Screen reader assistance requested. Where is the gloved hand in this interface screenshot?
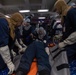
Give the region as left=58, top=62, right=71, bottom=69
left=22, top=44, right=26, bottom=47
left=18, top=45, right=23, bottom=53
left=11, top=49, right=16, bottom=57
left=15, top=39, right=23, bottom=51
left=19, top=39, right=27, bottom=52
left=22, top=45, right=27, bottom=52
left=7, top=62, right=15, bottom=74
left=19, top=45, right=27, bottom=54
left=0, top=45, right=15, bottom=74
left=45, top=47, right=50, bottom=55
left=20, top=39, right=24, bottom=45
left=58, top=42, right=66, bottom=49
left=15, top=39, right=25, bottom=54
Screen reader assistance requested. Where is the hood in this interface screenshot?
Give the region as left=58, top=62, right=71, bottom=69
left=54, top=0, right=71, bottom=16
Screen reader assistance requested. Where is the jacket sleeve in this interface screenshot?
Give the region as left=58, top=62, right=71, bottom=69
left=0, top=18, right=15, bottom=74
left=0, top=45, right=15, bottom=74
left=59, top=31, right=76, bottom=48
left=0, top=18, right=9, bottom=47
left=63, top=8, right=76, bottom=39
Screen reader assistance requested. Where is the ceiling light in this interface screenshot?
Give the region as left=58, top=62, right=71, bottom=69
left=38, top=17, right=46, bottom=19
left=19, top=10, right=30, bottom=13
left=38, top=9, right=49, bottom=12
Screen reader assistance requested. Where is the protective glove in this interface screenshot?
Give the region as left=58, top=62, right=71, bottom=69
left=15, top=39, right=23, bottom=53
left=7, top=62, right=15, bottom=74
left=58, top=42, right=67, bottom=49
left=19, top=39, right=25, bottom=45
left=45, top=47, right=50, bottom=55
left=19, top=39, right=27, bottom=52
left=11, top=49, right=16, bottom=57
left=18, top=45, right=23, bottom=53
left=22, top=45, right=27, bottom=52
left=22, top=44, right=26, bottom=47
left=19, top=45, right=27, bottom=54
left=0, top=45, right=15, bottom=74
left=15, top=39, right=22, bottom=48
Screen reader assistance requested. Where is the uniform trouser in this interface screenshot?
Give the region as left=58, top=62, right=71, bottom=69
left=17, top=41, right=51, bottom=74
